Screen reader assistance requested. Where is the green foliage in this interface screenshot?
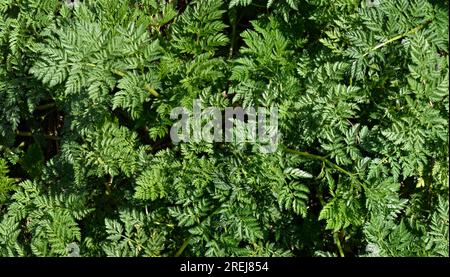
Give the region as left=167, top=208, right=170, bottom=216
left=103, top=210, right=167, bottom=256
left=0, top=158, right=16, bottom=205
left=0, top=0, right=448, bottom=257
left=0, top=180, right=91, bottom=256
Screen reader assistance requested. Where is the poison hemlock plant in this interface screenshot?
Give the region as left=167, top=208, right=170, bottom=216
left=0, top=0, right=448, bottom=257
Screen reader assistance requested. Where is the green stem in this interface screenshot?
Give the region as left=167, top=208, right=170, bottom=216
left=174, top=234, right=193, bottom=257
left=144, top=84, right=160, bottom=97
left=85, top=63, right=97, bottom=67
left=111, top=68, right=127, bottom=77
left=283, top=147, right=353, bottom=177
left=362, top=21, right=430, bottom=57
left=174, top=205, right=222, bottom=257
left=250, top=3, right=267, bottom=8
left=85, top=63, right=160, bottom=97
left=283, top=146, right=369, bottom=191
left=228, top=10, right=240, bottom=59
left=35, top=103, right=56, bottom=111
left=105, top=175, right=113, bottom=196
left=15, top=131, right=59, bottom=141
left=334, top=232, right=345, bottom=257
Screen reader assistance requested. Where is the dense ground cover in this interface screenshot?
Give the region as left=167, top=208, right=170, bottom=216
left=0, top=0, right=448, bottom=257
